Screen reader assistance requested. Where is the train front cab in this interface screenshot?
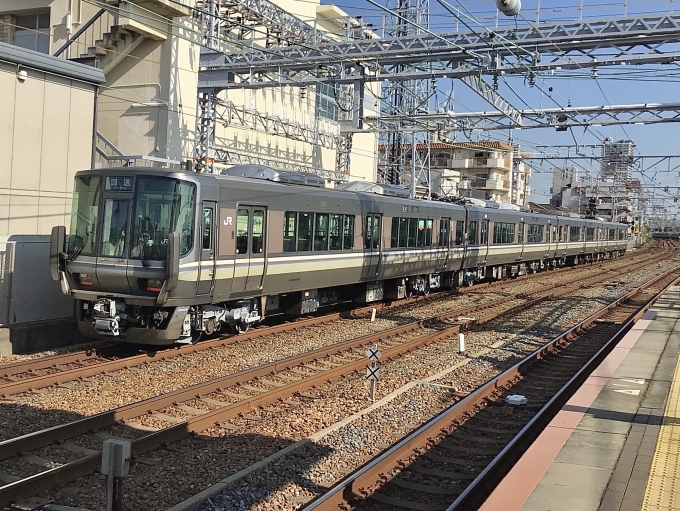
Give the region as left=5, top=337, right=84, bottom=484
left=50, top=168, right=215, bottom=344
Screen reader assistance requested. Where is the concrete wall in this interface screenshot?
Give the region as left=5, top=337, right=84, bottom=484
left=0, top=59, right=96, bottom=239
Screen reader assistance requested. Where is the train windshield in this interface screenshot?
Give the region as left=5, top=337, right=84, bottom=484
left=68, top=176, right=102, bottom=258
left=131, top=177, right=196, bottom=260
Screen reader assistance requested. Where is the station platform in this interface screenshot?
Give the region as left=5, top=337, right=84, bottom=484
left=480, top=285, right=680, bottom=511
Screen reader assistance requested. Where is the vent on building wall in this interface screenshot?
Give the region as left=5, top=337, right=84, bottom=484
left=220, top=164, right=325, bottom=187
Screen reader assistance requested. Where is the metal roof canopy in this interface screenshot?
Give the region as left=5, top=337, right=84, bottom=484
left=0, top=41, right=105, bottom=85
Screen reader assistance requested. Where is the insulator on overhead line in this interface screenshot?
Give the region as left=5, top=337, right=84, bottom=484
left=497, top=0, right=521, bottom=16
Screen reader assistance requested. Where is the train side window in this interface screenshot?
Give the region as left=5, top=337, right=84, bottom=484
left=364, top=214, right=380, bottom=250
left=283, top=212, right=297, bottom=252
left=202, top=208, right=212, bottom=250
left=314, top=213, right=329, bottom=251
left=518, top=222, right=525, bottom=244
left=390, top=218, right=399, bottom=248
left=467, top=221, right=478, bottom=245
left=417, top=219, right=426, bottom=247
left=236, top=209, right=249, bottom=254
left=439, top=218, right=449, bottom=247
left=364, top=216, right=373, bottom=249
left=252, top=210, right=264, bottom=253
left=454, top=221, right=463, bottom=245
left=528, top=224, right=543, bottom=243
left=329, top=214, right=342, bottom=250
left=480, top=219, right=489, bottom=245
left=298, top=213, right=313, bottom=251
left=399, top=218, right=409, bottom=248
left=425, top=219, right=433, bottom=246
left=586, top=227, right=595, bottom=241
left=343, top=215, right=354, bottom=249
left=552, top=226, right=558, bottom=243
left=569, top=226, right=579, bottom=242
left=371, top=215, right=381, bottom=249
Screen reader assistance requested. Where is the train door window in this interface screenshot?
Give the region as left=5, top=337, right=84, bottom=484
left=343, top=215, right=354, bottom=249
left=569, top=226, right=579, bottom=242
left=518, top=222, right=525, bottom=244
left=364, top=214, right=381, bottom=250
left=252, top=210, right=264, bottom=253
left=314, top=213, right=329, bottom=251
left=202, top=208, right=212, bottom=250
left=439, top=218, right=450, bottom=247
left=101, top=199, right=128, bottom=258
left=407, top=218, right=417, bottom=247
left=417, top=219, right=426, bottom=247
left=298, top=213, right=313, bottom=251
left=586, top=227, right=595, bottom=241
left=480, top=219, right=489, bottom=245
left=455, top=221, right=464, bottom=245
left=236, top=209, right=249, bottom=254
left=467, top=221, right=478, bottom=245
left=283, top=212, right=297, bottom=252
left=425, top=219, right=433, bottom=246
left=558, top=226, right=563, bottom=242
left=329, top=214, right=342, bottom=250
left=552, top=226, right=558, bottom=243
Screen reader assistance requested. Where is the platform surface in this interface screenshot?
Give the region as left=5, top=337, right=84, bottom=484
left=480, top=285, right=680, bottom=511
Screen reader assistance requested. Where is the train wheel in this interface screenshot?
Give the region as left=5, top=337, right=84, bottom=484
left=234, top=321, right=250, bottom=334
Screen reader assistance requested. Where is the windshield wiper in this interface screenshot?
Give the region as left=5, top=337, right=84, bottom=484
left=68, top=233, right=90, bottom=261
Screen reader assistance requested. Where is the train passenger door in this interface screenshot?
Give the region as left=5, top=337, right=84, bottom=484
left=516, top=222, right=525, bottom=260
left=197, top=201, right=217, bottom=296
left=436, top=217, right=450, bottom=271
left=232, top=206, right=267, bottom=293
left=480, top=219, right=490, bottom=264
left=363, top=214, right=382, bottom=277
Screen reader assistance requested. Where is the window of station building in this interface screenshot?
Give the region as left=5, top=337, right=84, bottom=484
left=569, top=226, right=580, bottom=242
left=13, top=13, right=50, bottom=54
left=493, top=222, right=515, bottom=244
left=467, top=221, right=478, bottom=245
left=284, top=212, right=355, bottom=252
left=528, top=224, right=543, bottom=243
left=390, top=217, right=434, bottom=248
left=480, top=219, right=489, bottom=245
left=518, top=222, right=525, bottom=244
left=315, top=83, right=339, bottom=122
left=586, top=227, right=595, bottom=242
left=455, top=221, right=464, bottom=245
left=608, top=228, right=617, bottom=241
left=439, top=218, right=450, bottom=247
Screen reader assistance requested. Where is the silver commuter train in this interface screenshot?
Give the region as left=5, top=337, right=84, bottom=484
left=50, top=166, right=629, bottom=345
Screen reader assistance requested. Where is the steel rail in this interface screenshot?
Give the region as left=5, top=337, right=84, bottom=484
left=301, top=267, right=679, bottom=511
left=0, top=251, right=650, bottom=396
left=0, top=258, right=660, bottom=506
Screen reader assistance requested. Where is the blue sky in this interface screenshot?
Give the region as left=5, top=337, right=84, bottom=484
left=322, top=0, right=680, bottom=216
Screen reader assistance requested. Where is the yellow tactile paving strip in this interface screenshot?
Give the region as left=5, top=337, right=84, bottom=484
left=642, top=352, right=680, bottom=511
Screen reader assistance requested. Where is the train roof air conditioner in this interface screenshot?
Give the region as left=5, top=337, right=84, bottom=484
left=221, top=164, right=326, bottom=187
left=336, top=181, right=411, bottom=198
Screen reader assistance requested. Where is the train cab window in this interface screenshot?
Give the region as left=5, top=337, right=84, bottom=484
left=202, top=208, right=212, bottom=250
left=329, top=214, right=342, bottom=250
left=252, top=210, right=264, bottom=253
left=467, top=221, right=478, bottom=245
left=101, top=199, right=128, bottom=258
left=586, top=227, right=595, bottom=242
left=298, top=213, right=313, bottom=251
left=439, top=219, right=450, bottom=247
left=364, top=214, right=381, bottom=250
left=480, top=220, right=489, bottom=245
left=343, top=215, right=355, bottom=249
left=314, top=213, right=329, bottom=251
left=236, top=209, right=249, bottom=254
left=455, top=221, right=464, bottom=246
left=518, top=222, right=525, bottom=244
left=283, top=212, right=297, bottom=252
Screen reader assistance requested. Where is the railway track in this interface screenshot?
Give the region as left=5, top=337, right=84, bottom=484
left=302, top=268, right=678, bottom=511
left=0, top=249, right=660, bottom=397
left=0, top=251, right=672, bottom=507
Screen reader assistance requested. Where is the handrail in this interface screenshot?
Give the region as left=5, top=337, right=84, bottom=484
left=53, top=8, right=106, bottom=58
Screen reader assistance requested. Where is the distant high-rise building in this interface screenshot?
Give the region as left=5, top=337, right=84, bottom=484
left=601, top=138, right=635, bottom=181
